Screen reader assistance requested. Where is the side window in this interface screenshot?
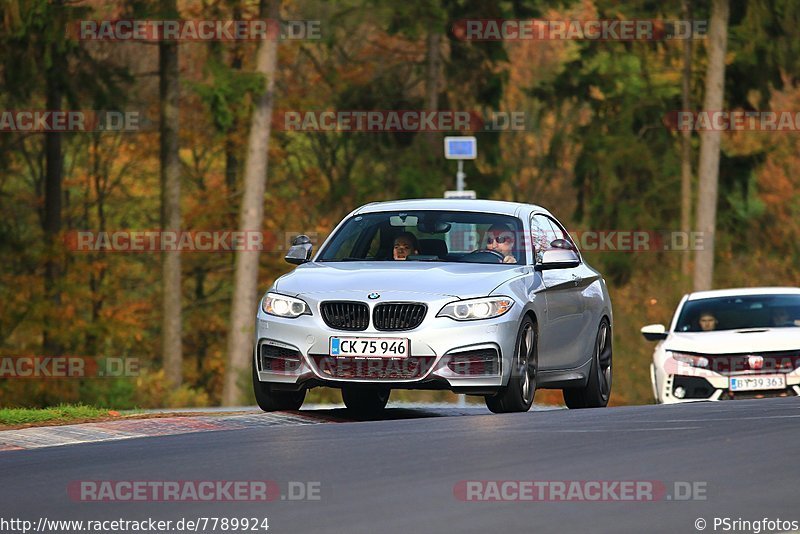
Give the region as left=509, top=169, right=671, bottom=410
left=531, top=214, right=577, bottom=263
left=330, top=232, right=360, bottom=260
left=545, top=216, right=578, bottom=251
left=530, top=215, right=552, bottom=263
left=542, top=216, right=567, bottom=242
left=334, top=223, right=381, bottom=260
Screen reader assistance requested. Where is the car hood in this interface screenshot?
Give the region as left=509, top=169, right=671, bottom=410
left=274, top=261, right=525, bottom=299
left=665, top=328, right=800, bottom=354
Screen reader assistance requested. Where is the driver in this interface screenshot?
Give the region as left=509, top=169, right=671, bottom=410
left=771, top=307, right=794, bottom=327
left=484, top=224, right=517, bottom=264
left=698, top=311, right=718, bottom=331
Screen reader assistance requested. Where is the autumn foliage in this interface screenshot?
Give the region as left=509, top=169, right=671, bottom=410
left=1, top=0, right=799, bottom=408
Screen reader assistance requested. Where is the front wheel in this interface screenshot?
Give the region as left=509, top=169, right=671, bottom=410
left=485, top=316, right=537, bottom=413
left=341, top=386, right=390, bottom=416
left=563, top=319, right=612, bottom=409
left=253, top=360, right=306, bottom=412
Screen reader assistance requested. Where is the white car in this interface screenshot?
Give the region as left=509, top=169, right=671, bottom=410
left=642, top=287, right=800, bottom=404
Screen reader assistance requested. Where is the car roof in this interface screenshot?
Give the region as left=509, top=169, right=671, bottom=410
left=354, top=198, right=547, bottom=217
left=686, top=287, right=800, bottom=301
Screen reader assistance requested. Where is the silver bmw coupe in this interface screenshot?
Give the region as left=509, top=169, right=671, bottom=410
left=253, top=199, right=613, bottom=414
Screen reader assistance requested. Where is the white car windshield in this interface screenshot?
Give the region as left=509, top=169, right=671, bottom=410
left=317, top=210, right=526, bottom=265
left=675, top=294, right=800, bottom=332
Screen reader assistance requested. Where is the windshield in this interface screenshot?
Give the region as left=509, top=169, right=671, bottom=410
left=317, top=210, right=526, bottom=265
left=675, top=294, right=800, bottom=332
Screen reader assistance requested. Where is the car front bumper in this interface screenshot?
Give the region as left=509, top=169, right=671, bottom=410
left=653, top=361, right=800, bottom=404
left=253, top=292, right=522, bottom=391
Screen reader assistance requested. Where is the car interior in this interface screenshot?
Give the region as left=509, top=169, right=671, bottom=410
left=318, top=211, right=527, bottom=264
left=677, top=299, right=800, bottom=332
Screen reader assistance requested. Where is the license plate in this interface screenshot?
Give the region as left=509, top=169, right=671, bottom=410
left=729, top=374, right=786, bottom=391
left=330, top=337, right=409, bottom=358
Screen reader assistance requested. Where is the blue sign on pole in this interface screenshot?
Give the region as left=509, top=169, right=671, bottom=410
left=444, top=136, right=477, bottom=160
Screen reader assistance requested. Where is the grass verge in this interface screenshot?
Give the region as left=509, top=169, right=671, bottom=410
left=0, top=404, right=118, bottom=427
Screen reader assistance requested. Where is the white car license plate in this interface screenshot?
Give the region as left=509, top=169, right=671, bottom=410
left=330, top=337, right=409, bottom=358
left=729, top=374, right=786, bottom=391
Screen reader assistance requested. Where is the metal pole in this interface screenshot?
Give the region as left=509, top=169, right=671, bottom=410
left=456, top=158, right=466, bottom=407
left=455, top=157, right=468, bottom=408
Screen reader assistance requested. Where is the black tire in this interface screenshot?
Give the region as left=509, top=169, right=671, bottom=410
left=563, top=319, right=612, bottom=409
left=485, top=316, right=537, bottom=413
left=252, top=360, right=306, bottom=412
left=341, top=386, right=390, bottom=416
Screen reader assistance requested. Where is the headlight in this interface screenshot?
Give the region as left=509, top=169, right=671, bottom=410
left=669, top=351, right=709, bottom=368
left=437, top=296, right=514, bottom=321
left=261, top=292, right=310, bottom=318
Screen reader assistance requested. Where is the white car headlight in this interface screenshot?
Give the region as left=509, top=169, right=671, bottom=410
left=437, top=296, right=514, bottom=321
left=262, top=292, right=310, bottom=318
left=669, top=351, right=709, bottom=368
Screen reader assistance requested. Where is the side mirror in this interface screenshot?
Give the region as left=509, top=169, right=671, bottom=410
left=285, top=235, right=313, bottom=265
left=535, top=248, right=580, bottom=271
left=550, top=238, right=574, bottom=250
left=641, top=324, right=668, bottom=341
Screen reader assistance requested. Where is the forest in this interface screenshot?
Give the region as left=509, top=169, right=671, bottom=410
left=1, top=0, right=799, bottom=408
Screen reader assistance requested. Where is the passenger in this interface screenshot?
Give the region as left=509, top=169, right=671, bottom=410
left=393, top=232, right=419, bottom=260
left=698, top=312, right=718, bottom=331
left=484, top=224, right=517, bottom=264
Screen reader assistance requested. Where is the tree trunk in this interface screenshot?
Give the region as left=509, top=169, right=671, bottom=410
left=222, top=0, right=280, bottom=405
left=680, top=0, right=693, bottom=277
left=225, top=5, right=244, bottom=199
left=159, top=0, right=183, bottom=388
left=424, top=30, right=441, bottom=152
left=42, top=40, right=63, bottom=355
left=87, top=134, right=107, bottom=355
left=692, top=0, right=729, bottom=291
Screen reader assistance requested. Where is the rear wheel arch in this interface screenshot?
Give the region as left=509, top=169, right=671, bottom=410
left=600, top=314, right=612, bottom=337
left=563, top=317, right=612, bottom=409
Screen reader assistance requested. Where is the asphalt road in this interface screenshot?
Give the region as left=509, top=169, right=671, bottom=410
left=2, top=398, right=800, bottom=534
